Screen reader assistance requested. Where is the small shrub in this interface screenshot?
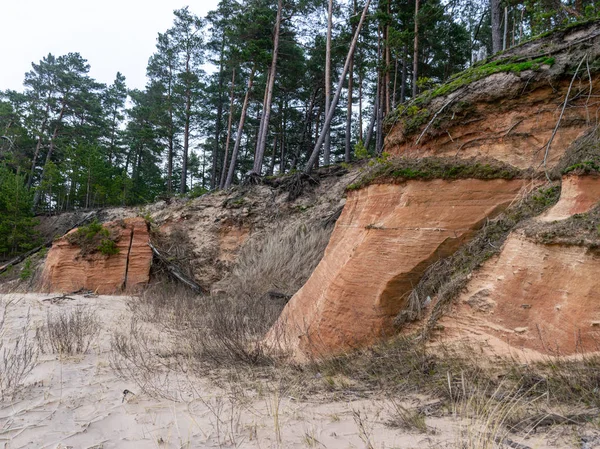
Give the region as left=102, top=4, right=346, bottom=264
left=387, top=398, right=428, bottom=432
left=353, top=140, right=370, bottom=160
left=38, top=306, right=101, bottom=355
left=19, top=257, right=33, bottom=281
left=188, top=185, right=209, bottom=199
left=0, top=302, right=38, bottom=400
left=97, top=238, right=119, bottom=256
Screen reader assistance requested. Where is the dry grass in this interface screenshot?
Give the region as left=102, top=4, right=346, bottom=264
left=215, top=222, right=332, bottom=303
left=111, top=222, right=333, bottom=397
left=0, top=299, right=38, bottom=400
left=524, top=203, right=600, bottom=247
left=37, top=306, right=101, bottom=355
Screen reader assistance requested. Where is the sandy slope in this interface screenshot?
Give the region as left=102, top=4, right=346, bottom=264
left=0, top=294, right=593, bottom=449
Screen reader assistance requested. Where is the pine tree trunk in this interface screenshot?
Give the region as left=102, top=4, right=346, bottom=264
left=401, top=46, right=407, bottom=104
left=358, top=69, right=363, bottom=142
left=280, top=101, right=287, bottom=174
left=392, top=53, right=398, bottom=108
left=28, top=110, right=48, bottom=189
left=167, top=66, right=174, bottom=194
left=211, top=36, right=226, bottom=189
left=491, top=0, right=503, bottom=54
left=345, top=0, right=358, bottom=163
left=385, top=0, right=391, bottom=116
left=412, top=0, right=420, bottom=98
left=180, top=54, right=192, bottom=194
left=219, top=68, right=236, bottom=189
left=33, top=97, right=66, bottom=209
left=225, top=66, right=255, bottom=189
left=253, top=0, right=283, bottom=175
left=345, top=56, right=354, bottom=163
left=376, top=72, right=383, bottom=154
left=305, top=0, right=371, bottom=173
left=323, top=0, right=333, bottom=166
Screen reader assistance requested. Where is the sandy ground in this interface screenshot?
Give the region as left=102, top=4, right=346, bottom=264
left=0, top=294, right=596, bottom=449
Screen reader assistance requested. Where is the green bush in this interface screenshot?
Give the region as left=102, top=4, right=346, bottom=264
left=97, top=239, right=120, bottom=256
left=19, top=257, right=33, bottom=281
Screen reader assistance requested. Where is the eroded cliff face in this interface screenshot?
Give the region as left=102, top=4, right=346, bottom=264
left=440, top=234, right=600, bottom=356
left=268, top=179, right=530, bottom=358
left=269, top=22, right=600, bottom=360
left=384, top=22, right=600, bottom=173
left=437, top=175, right=600, bottom=357
left=40, top=217, right=152, bottom=294
left=384, top=76, right=596, bottom=171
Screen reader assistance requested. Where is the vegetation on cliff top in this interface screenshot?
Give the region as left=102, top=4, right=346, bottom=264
left=347, top=156, right=528, bottom=191
left=66, top=219, right=121, bottom=257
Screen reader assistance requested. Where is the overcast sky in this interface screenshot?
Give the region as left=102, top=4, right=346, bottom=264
left=0, top=0, right=220, bottom=92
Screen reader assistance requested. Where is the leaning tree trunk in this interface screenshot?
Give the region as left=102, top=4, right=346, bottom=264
left=225, top=66, right=256, bottom=189
left=253, top=0, right=283, bottom=175
left=304, top=0, right=371, bottom=174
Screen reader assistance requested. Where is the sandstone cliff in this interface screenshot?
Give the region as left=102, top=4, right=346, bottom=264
left=269, top=21, right=600, bottom=360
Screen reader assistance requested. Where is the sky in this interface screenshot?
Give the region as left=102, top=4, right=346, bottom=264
left=0, top=0, right=220, bottom=92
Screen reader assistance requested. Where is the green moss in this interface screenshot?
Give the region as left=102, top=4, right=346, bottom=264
left=347, top=157, right=525, bottom=191
left=386, top=56, right=555, bottom=136
left=427, top=56, right=555, bottom=101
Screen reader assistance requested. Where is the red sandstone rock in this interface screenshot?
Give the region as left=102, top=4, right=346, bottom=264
left=267, top=179, right=530, bottom=359
left=385, top=76, right=595, bottom=172
left=441, top=234, right=600, bottom=356
left=40, top=217, right=151, bottom=294
left=540, top=174, right=600, bottom=221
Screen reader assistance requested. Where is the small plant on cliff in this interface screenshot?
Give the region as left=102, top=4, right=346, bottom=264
left=353, top=140, right=370, bottom=160
left=97, top=238, right=120, bottom=256
left=19, top=257, right=33, bottom=281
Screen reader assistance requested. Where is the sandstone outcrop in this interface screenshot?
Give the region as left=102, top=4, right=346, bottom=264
left=540, top=174, right=600, bottom=221
left=268, top=179, right=530, bottom=358
left=436, top=175, right=600, bottom=356
left=40, top=217, right=152, bottom=294
left=441, top=234, right=600, bottom=356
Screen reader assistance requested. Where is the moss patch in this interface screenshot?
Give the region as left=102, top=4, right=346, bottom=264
left=428, top=56, right=555, bottom=101
left=386, top=56, right=555, bottom=135
left=347, top=157, right=528, bottom=191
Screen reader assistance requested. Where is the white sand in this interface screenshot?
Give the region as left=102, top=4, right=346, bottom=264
left=0, top=294, right=593, bottom=449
